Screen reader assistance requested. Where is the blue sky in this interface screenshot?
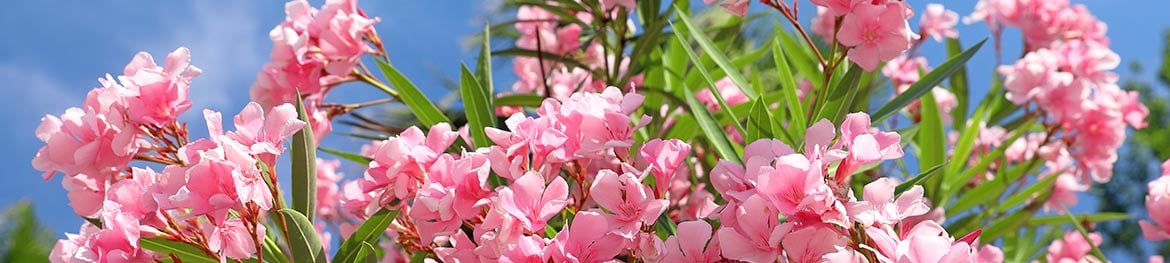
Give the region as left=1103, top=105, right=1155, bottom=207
left=2, top=0, right=1168, bottom=250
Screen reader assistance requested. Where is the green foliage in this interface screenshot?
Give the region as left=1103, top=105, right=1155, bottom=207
left=291, top=95, right=318, bottom=221
left=0, top=201, right=54, bottom=263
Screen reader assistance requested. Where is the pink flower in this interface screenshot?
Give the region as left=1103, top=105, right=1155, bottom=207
left=695, top=77, right=749, bottom=112
left=754, top=154, right=838, bottom=219
left=919, top=4, right=959, bottom=42
left=546, top=211, right=628, bottom=262
left=810, top=0, right=862, bottom=17
left=167, top=157, right=252, bottom=223
left=434, top=230, right=481, bottom=262
left=837, top=2, right=915, bottom=71
left=663, top=221, right=723, bottom=262
left=316, top=158, right=344, bottom=220
left=704, top=0, right=749, bottom=17
left=313, top=0, right=379, bottom=75
left=411, top=153, right=493, bottom=244
left=62, top=174, right=107, bottom=218
left=498, top=171, right=570, bottom=232
left=1046, top=173, right=1088, bottom=211
left=638, top=139, right=691, bottom=195
left=589, top=170, right=669, bottom=238
left=499, top=234, right=549, bottom=263
left=106, top=168, right=164, bottom=227
left=50, top=223, right=100, bottom=263
left=1141, top=166, right=1170, bottom=241
left=780, top=225, right=850, bottom=263
left=120, top=47, right=202, bottom=125
left=33, top=107, right=142, bottom=180
left=716, top=196, right=788, bottom=263
left=223, top=102, right=307, bottom=165
left=1045, top=232, right=1102, bottom=263
left=204, top=218, right=264, bottom=260
left=834, top=113, right=904, bottom=176
left=848, top=178, right=930, bottom=226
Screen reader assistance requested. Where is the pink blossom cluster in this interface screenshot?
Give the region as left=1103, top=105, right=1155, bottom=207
left=1141, top=161, right=1170, bottom=241
left=249, top=0, right=380, bottom=141
left=981, top=0, right=1147, bottom=186
left=805, top=0, right=918, bottom=71
left=38, top=49, right=307, bottom=262
left=509, top=2, right=640, bottom=102
left=324, top=84, right=1004, bottom=262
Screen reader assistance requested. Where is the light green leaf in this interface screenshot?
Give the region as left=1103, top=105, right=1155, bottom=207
left=670, top=22, right=748, bottom=137
left=654, top=212, right=678, bottom=240
left=917, top=91, right=946, bottom=203
left=495, top=93, right=545, bottom=107
left=995, top=173, right=1061, bottom=213
left=684, top=83, right=742, bottom=164
left=318, top=146, right=372, bottom=165
left=334, top=208, right=400, bottom=262
left=895, top=162, right=946, bottom=194
left=746, top=99, right=780, bottom=143
left=140, top=238, right=217, bottom=263
left=946, top=39, right=970, bottom=127
left=1063, top=205, right=1108, bottom=261
left=1026, top=213, right=1129, bottom=226
left=277, top=209, right=327, bottom=263
left=819, top=63, right=863, bottom=125
left=291, top=96, right=318, bottom=221
left=460, top=64, right=495, bottom=148
left=491, top=48, right=592, bottom=72
left=476, top=23, right=494, bottom=100
left=673, top=5, right=758, bottom=100
left=357, top=241, right=380, bottom=263
left=871, top=38, right=987, bottom=124
left=772, top=39, right=807, bottom=141
left=375, top=59, right=451, bottom=127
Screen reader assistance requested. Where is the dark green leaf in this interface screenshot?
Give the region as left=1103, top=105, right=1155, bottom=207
left=375, top=60, right=451, bottom=127
left=335, top=208, right=400, bottom=262
left=917, top=91, right=946, bottom=203
left=1026, top=213, right=1129, bottom=226
left=291, top=96, right=318, bottom=221
left=140, top=238, right=216, bottom=263
left=319, top=146, right=372, bottom=165
left=684, top=83, right=742, bottom=164
left=476, top=23, right=494, bottom=100
left=491, top=48, right=592, bottom=72
left=946, top=39, right=970, bottom=127
left=495, top=93, right=545, bottom=107
left=871, top=38, right=987, bottom=124
left=277, top=209, right=327, bottom=263
left=460, top=64, right=495, bottom=148
left=670, top=22, right=748, bottom=137
left=673, top=5, right=758, bottom=100
left=357, top=242, right=380, bottom=263
left=895, top=162, right=946, bottom=194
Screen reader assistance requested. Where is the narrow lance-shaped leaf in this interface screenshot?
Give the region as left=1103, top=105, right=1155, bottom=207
left=771, top=38, right=808, bottom=141
left=946, top=39, right=970, bottom=128
left=357, top=242, right=380, bottom=263
left=670, top=21, right=748, bottom=137
left=318, top=146, right=373, bottom=165
left=871, top=38, right=987, bottom=124
left=375, top=59, right=450, bottom=127
left=334, top=208, right=401, bottom=262
left=139, top=238, right=217, bottom=263
left=683, top=83, right=742, bottom=164
left=278, top=209, right=327, bottom=263
left=460, top=64, right=495, bottom=147
left=917, top=91, right=946, bottom=203
left=495, top=93, right=545, bottom=107
left=673, top=4, right=758, bottom=100
left=476, top=23, right=494, bottom=100
left=291, top=95, right=318, bottom=221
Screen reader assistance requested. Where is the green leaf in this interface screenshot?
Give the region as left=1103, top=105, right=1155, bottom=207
left=944, top=106, right=986, bottom=180
left=672, top=5, right=758, bottom=100
left=375, top=59, right=451, bottom=127
left=654, top=212, right=678, bottom=240
left=670, top=22, right=748, bottom=137
left=262, top=235, right=291, bottom=263
left=1062, top=205, right=1108, bottom=261
left=775, top=26, right=823, bottom=89
left=476, top=23, right=494, bottom=100
left=917, top=91, right=946, bottom=203
left=410, top=252, right=430, bottom=263
left=495, top=93, right=545, bottom=107
left=895, top=162, right=946, bottom=194
left=357, top=242, right=380, bottom=263
left=335, top=208, right=400, bottom=262
left=946, top=39, right=970, bottom=127
left=819, top=63, right=863, bottom=124
left=746, top=99, right=778, bottom=143
left=948, top=157, right=1043, bottom=216
left=319, top=146, right=372, bottom=165
left=460, top=64, right=495, bottom=148
left=772, top=39, right=807, bottom=141
left=995, top=173, right=1061, bottom=213
left=683, top=83, right=742, bottom=164
left=140, top=238, right=217, bottom=263
left=979, top=208, right=1033, bottom=241
left=291, top=96, right=318, bottom=221
left=1026, top=213, right=1129, bottom=226
left=871, top=38, right=987, bottom=124
left=941, top=120, right=1029, bottom=202
left=277, top=209, right=327, bottom=263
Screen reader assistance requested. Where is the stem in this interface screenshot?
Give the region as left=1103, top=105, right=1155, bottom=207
left=355, top=70, right=400, bottom=98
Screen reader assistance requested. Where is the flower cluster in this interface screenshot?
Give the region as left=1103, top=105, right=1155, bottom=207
left=970, top=0, right=1147, bottom=204
left=39, top=49, right=307, bottom=262
left=806, top=0, right=918, bottom=71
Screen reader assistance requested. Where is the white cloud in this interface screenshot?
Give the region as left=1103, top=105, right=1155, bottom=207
left=0, top=63, right=82, bottom=119
left=148, top=1, right=274, bottom=118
